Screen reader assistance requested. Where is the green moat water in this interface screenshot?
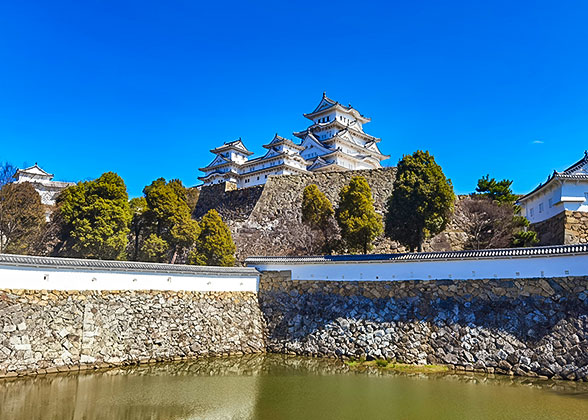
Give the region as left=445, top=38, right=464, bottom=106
left=1, top=355, right=587, bottom=420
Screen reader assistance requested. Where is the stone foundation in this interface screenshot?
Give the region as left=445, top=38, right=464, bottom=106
left=533, top=211, right=588, bottom=246
left=259, top=271, right=588, bottom=381
left=0, top=290, right=265, bottom=378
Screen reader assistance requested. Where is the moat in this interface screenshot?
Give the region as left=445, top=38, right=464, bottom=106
left=1, top=355, right=587, bottom=420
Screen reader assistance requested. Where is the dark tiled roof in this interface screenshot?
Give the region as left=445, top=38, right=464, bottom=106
left=0, top=254, right=258, bottom=277
left=518, top=151, right=588, bottom=202
left=245, top=244, right=588, bottom=265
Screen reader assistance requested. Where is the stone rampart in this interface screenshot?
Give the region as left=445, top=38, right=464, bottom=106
left=194, top=169, right=397, bottom=259
left=532, top=211, right=588, bottom=246
left=0, top=289, right=265, bottom=378
left=258, top=271, right=588, bottom=381
left=193, top=182, right=264, bottom=220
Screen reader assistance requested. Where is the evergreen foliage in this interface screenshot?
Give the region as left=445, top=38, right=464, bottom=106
left=58, top=172, right=131, bottom=260
left=301, top=184, right=336, bottom=251
left=473, top=175, right=517, bottom=204
left=140, top=178, right=200, bottom=264
left=189, top=209, right=236, bottom=266
left=0, top=182, right=45, bottom=254
left=511, top=230, right=540, bottom=247
left=129, top=197, right=147, bottom=260
left=140, top=233, right=169, bottom=262
left=335, top=176, right=383, bottom=254
left=385, top=150, right=455, bottom=251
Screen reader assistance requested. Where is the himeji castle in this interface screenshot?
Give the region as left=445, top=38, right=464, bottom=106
left=199, top=93, right=390, bottom=188
left=13, top=164, right=75, bottom=206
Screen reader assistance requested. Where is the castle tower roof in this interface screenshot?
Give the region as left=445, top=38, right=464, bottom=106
left=210, top=139, right=254, bottom=156
left=13, top=163, right=54, bottom=181
left=303, top=92, right=371, bottom=123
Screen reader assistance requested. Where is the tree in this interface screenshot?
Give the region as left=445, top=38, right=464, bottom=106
left=335, top=176, right=383, bottom=254
left=385, top=150, right=455, bottom=252
left=455, top=197, right=518, bottom=249
left=58, top=172, right=131, bottom=260
left=473, top=175, right=517, bottom=204
left=140, top=233, right=169, bottom=262
left=128, top=197, right=148, bottom=260
left=0, top=182, right=45, bottom=254
left=189, top=209, right=236, bottom=266
left=512, top=230, right=539, bottom=247
left=301, top=184, right=337, bottom=252
left=0, top=162, right=16, bottom=188
left=511, top=216, right=540, bottom=247
left=141, top=178, right=200, bottom=263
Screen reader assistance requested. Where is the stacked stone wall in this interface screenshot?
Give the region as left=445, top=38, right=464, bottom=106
left=193, top=183, right=264, bottom=220
left=194, top=170, right=474, bottom=260
left=532, top=211, right=588, bottom=246
left=563, top=211, right=588, bottom=244
left=0, top=290, right=265, bottom=377
left=259, top=271, right=588, bottom=381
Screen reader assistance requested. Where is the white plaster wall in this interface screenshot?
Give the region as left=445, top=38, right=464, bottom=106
left=250, top=254, right=588, bottom=281
left=0, top=265, right=259, bottom=292
left=522, top=181, right=588, bottom=223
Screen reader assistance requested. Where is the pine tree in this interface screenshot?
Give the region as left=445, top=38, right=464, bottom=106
left=335, top=176, right=383, bottom=254
left=301, top=184, right=336, bottom=251
left=385, top=150, right=455, bottom=252
left=189, top=209, right=236, bottom=266
left=473, top=175, right=517, bottom=204
left=59, top=172, right=131, bottom=260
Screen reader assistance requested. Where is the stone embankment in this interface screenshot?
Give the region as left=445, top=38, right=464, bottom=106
left=193, top=169, right=470, bottom=259
left=532, top=211, right=588, bottom=246
left=259, top=271, right=588, bottom=381
left=0, top=290, right=265, bottom=377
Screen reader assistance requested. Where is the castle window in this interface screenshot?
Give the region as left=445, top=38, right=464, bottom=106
left=539, top=203, right=544, bottom=213
left=257, top=176, right=259, bottom=180
left=530, top=208, right=534, bottom=217
left=549, top=198, right=553, bottom=207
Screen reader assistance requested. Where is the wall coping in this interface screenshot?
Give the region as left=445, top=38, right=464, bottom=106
left=245, top=244, right=588, bottom=266
left=0, top=254, right=259, bottom=278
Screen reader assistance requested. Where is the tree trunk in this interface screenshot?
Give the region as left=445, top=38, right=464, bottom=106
left=170, top=245, right=178, bottom=264
left=133, top=227, right=140, bottom=261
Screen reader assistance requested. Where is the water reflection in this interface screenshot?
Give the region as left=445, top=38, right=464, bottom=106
left=1, top=355, right=587, bottom=420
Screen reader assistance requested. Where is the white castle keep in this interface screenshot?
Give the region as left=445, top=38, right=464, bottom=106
left=13, top=164, right=75, bottom=206
left=199, top=94, right=389, bottom=188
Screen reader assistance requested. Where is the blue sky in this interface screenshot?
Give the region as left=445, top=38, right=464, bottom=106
left=1, top=1, right=587, bottom=197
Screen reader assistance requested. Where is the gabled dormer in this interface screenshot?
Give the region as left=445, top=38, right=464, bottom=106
left=303, top=92, right=371, bottom=125
left=13, top=164, right=54, bottom=182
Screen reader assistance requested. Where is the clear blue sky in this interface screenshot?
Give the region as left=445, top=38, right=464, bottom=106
left=1, top=1, right=587, bottom=198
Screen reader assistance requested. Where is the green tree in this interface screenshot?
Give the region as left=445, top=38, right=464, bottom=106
left=473, top=175, right=517, bottom=204
left=511, top=216, right=540, bottom=247
left=512, top=230, right=539, bottom=247
left=189, top=209, right=236, bottom=266
left=59, top=172, right=131, bottom=260
left=129, top=197, right=147, bottom=260
left=141, top=178, right=199, bottom=263
left=385, top=150, right=455, bottom=252
left=301, top=184, right=336, bottom=251
left=140, top=233, right=169, bottom=262
left=335, top=176, right=383, bottom=254
left=0, top=182, right=45, bottom=254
